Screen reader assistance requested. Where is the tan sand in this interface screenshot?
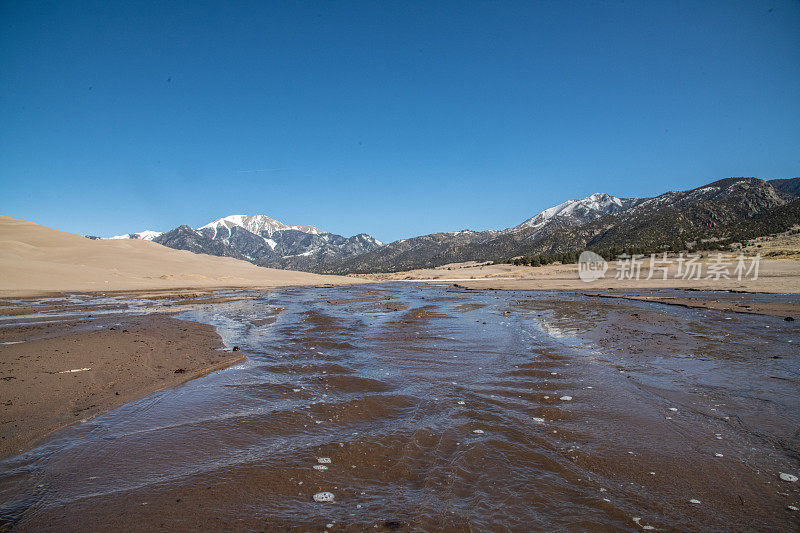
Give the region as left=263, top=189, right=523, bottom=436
left=360, top=258, right=800, bottom=293
left=0, top=313, right=243, bottom=459
left=0, top=215, right=366, bottom=297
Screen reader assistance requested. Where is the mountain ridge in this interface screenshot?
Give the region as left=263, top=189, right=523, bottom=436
left=317, top=176, right=800, bottom=273
left=108, top=214, right=383, bottom=269
left=104, top=176, right=800, bottom=274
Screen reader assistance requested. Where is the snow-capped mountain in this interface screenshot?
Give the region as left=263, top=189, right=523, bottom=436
left=100, top=176, right=800, bottom=275
left=319, top=177, right=799, bottom=274
left=199, top=214, right=323, bottom=238
left=108, top=214, right=382, bottom=270
left=322, top=193, right=642, bottom=273
left=109, top=230, right=164, bottom=241
left=507, top=193, right=637, bottom=235
left=194, top=214, right=326, bottom=253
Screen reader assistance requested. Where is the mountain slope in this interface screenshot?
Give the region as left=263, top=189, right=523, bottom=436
left=769, top=177, right=800, bottom=199
left=319, top=177, right=800, bottom=274
left=317, top=192, right=640, bottom=273
left=507, top=193, right=640, bottom=235
left=113, top=214, right=383, bottom=269
left=477, top=177, right=800, bottom=261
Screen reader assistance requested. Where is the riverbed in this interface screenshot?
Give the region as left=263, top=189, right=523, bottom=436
left=1, top=284, right=798, bottom=531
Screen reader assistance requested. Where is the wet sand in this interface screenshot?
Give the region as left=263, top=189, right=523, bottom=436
left=1, top=285, right=798, bottom=531
left=582, top=291, right=800, bottom=318
left=0, top=300, right=244, bottom=459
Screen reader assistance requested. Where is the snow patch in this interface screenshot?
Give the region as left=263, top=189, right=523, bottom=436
left=509, top=193, right=629, bottom=235
left=108, top=230, right=163, bottom=241
left=199, top=214, right=324, bottom=237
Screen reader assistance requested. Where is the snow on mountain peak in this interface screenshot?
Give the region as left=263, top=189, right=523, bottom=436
left=109, top=230, right=163, bottom=241
left=198, top=214, right=323, bottom=237
left=510, top=193, right=627, bottom=233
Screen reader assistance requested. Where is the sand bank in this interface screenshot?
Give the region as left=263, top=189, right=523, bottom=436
left=0, top=312, right=242, bottom=459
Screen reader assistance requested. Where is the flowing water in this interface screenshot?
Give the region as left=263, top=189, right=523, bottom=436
left=1, top=284, right=799, bottom=531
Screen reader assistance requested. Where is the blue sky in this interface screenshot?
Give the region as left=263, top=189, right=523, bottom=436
left=1, top=1, right=799, bottom=243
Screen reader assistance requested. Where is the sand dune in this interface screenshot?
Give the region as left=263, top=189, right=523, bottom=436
left=0, top=216, right=363, bottom=296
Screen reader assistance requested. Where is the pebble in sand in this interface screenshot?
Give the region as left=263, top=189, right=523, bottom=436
left=632, top=517, right=655, bottom=530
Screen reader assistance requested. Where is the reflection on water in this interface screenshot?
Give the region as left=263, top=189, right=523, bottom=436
left=1, top=284, right=799, bottom=531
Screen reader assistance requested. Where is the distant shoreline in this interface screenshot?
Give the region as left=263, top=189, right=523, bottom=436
left=356, top=258, right=800, bottom=294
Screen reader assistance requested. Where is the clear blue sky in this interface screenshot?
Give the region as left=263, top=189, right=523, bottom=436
left=2, top=1, right=799, bottom=242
